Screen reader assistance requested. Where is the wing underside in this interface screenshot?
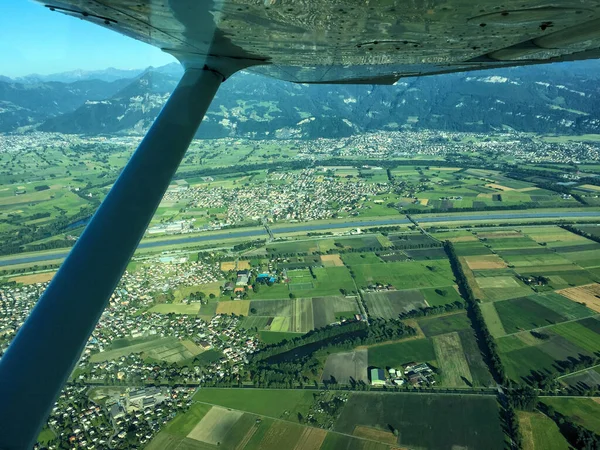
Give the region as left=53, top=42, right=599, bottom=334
left=38, top=0, right=600, bottom=83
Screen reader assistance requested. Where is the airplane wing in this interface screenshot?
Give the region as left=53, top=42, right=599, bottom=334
left=2, top=2, right=600, bottom=448
left=37, top=0, right=600, bottom=84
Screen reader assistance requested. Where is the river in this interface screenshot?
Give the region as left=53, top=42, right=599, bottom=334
left=1, top=211, right=599, bottom=267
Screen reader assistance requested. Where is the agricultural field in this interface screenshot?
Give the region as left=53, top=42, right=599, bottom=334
left=552, top=319, right=600, bottom=354
left=187, top=406, right=243, bottom=445
left=517, top=411, right=570, bottom=450
left=494, top=296, right=573, bottom=333
left=246, top=266, right=355, bottom=300
left=193, top=388, right=315, bottom=419
left=320, top=254, right=344, bottom=267
left=163, top=403, right=213, bottom=436
left=149, top=303, right=201, bottom=315
left=576, top=224, right=600, bottom=239
left=557, top=283, right=600, bottom=313
left=334, top=393, right=504, bottom=450
left=418, top=312, right=472, bottom=337
left=432, top=332, right=473, bottom=386
left=151, top=403, right=332, bottom=450
left=352, top=260, right=455, bottom=290
left=541, top=398, right=600, bottom=435
left=386, top=233, right=439, bottom=249
left=258, top=331, right=304, bottom=344
left=363, top=290, right=427, bottom=319
left=330, top=235, right=384, bottom=251
left=464, top=254, right=507, bottom=270
left=497, top=317, right=600, bottom=382
left=474, top=275, right=533, bottom=302
left=367, top=339, right=437, bottom=370
left=559, top=366, right=600, bottom=391
left=416, top=312, right=493, bottom=386
left=403, top=247, right=447, bottom=260
left=9, top=271, right=55, bottom=284
left=367, top=318, right=492, bottom=388
left=341, top=252, right=384, bottom=266
left=312, top=296, right=360, bottom=328
left=456, top=225, right=600, bottom=306
left=215, top=300, right=251, bottom=316
left=321, top=349, right=369, bottom=384
left=89, top=336, right=204, bottom=363
left=498, top=250, right=575, bottom=268
left=243, top=296, right=358, bottom=334
left=420, top=286, right=463, bottom=307
left=480, top=302, right=506, bottom=338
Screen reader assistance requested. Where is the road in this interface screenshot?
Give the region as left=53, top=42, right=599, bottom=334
left=406, top=214, right=442, bottom=243
left=1, top=210, right=599, bottom=267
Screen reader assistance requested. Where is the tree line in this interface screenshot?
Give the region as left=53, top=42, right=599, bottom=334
left=538, top=402, right=600, bottom=450
left=561, top=224, right=600, bottom=245
left=398, top=300, right=465, bottom=319
left=443, top=241, right=507, bottom=384
left=218, top=319, right=416, bottom=388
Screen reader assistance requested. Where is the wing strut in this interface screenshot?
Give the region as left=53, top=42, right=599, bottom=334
left=0, top=67, right=224, bottom=449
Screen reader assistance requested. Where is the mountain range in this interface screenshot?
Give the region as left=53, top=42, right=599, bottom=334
left=1, top=61, right=600, bottom=139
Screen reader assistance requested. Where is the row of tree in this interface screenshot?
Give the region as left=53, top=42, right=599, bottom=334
left=444, top=241, right=507, bottom=384
left=538, top=403, right=600, bottom=450
left=250, top=321, right=369, bottom=362
left=561, top=224, right=600, bottom=245
left=398, top=300, right=465, bottom=319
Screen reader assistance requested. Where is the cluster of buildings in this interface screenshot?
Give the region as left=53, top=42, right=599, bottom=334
left=147, top=218, right=197, bottom=235
left=78, top=315, right=256, bottom=386
left=115, top=256, right=222, bottom=299
left=370, top=362, right=435, bottom=387
left=281, top=130, right=600, bottom=165
left=364, top=283, right=397, bottom=292
left=35, top=383, right=195, bottom=449
left=0, top=282, right=45, bottom=351
left=158, top=168, right=390, bottom=228
left=0, top=255, right=262, bottom=448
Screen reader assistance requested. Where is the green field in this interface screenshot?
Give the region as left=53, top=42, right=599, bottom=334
left=149, top=303, right=201, bottom=315
left=312, top=296, right=360, bottom=328
left=542, top=398, right=600, bottom=434
left=250, top=267, right=354, bottom=299
left=320, top=433, right=390, bottom=450
left=418, top=312, right=472, bottom=337
left=150, top=407, right=330, bottom=450
left=494, top=297, right=567, bottom=333
left=480, top=302, right=507, bottom=337
left=341, top=252, right=384, bottom=265
left=352, top=260, right=455, bottom=290
left=496, top=325, right=600, bottom=383
left=552, top=320, right=600, bottom=354
left=363, top=289, right=427, bottom=319
left=193, top=388, right=315, bottom=419
left=529, top=292, right=596, bottom=320
left=499, top=251, right=574, bottom=268
left=518, top=411, right=570, bottom=450
left=433, top=332, right=473, bottom=386
left=247, top=295, right=357, bottom=333
left=420, top=286, right=464, bottom=307
left=89, top=336, right=200, bottom=363
left=334, top=393, right=504, bottom=450
left=37, top=428, right=56, bottom=445
left=258, top=331, right=304, bottom=344
left=368, top=339, right=436, bottom=369
left=457, top=329, right=494, bottom=386
left=164, top=403, right=213, bottom=436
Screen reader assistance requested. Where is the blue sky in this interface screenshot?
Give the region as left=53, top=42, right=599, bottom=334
left=1, top=1, right=175, bottom=77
